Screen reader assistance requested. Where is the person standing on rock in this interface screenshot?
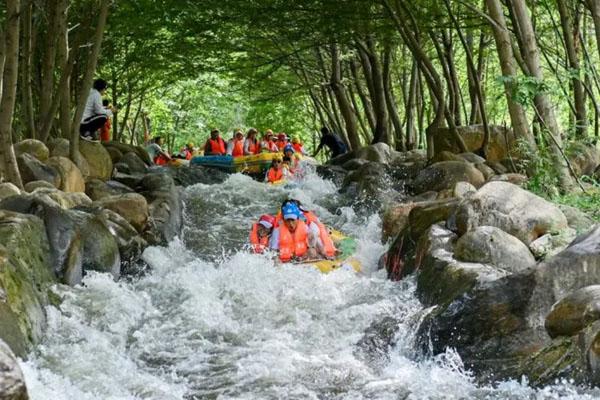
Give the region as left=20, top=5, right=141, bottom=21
left=80, top=79, right=114, bottom=141
left=313, top=127, right=347, bottom=160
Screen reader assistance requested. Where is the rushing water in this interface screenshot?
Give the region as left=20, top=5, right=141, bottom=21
left=19, top=170, right=600, bottom=399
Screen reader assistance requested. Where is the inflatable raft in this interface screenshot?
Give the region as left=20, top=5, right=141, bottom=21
left=297, top=229, right=361, bottom=274
left=190, top=152, right=283, bottom=174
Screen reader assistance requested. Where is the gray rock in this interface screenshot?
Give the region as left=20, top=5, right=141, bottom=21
left=455, top=181, right=568, bottom=245
left=0, top=183, right=20, bottom=201
left=457, top=152, right=486, bottom=164
left=452, top=181, right=476, bottom=199
left=23, top=180, right=55, bottom=193
left=114, top=162, right=131, bottom=174
left=545, top=285, right=600, bottom=338
left=17, top=153, right=60, bottom=186
left=120, top=152, right=148, bottom=174
left=342, top=158, right=369, bottom=171
left=0, top=339, right=28, bottom=399
left=14, top=138, right=49, bottom=161
left=559, top=204, right=595, bottom=234
left=94, top=193, right=149, bottom=232
left=529, top=229, right=577, bottom=259
left=411, top=161, right=485, bottom=194
left=431, top=124, right=517, bottom=162
left=455, top=226, right=536, bottom=273
left=85, top=179, right=133, bottom=201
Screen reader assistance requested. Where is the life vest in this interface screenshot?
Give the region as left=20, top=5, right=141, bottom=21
left=205, top=138, right=225, bottom=155
left=249, top=223, right=269, bottom=253
left=303, top=211, right=336, bottom=258
left=267, top=167, right=284, bottom=183
left=260, top=140, right=278, bottom=153
left=232, top=139, right=244, bottom=157
left=154, top=154, right=169, bottom=166
left=276, top=140, right=288, bottom=151
left=100, top=119, right=111, bottom=142
left=292, top=143, right=303, bottom=153
left=246, top=138, right=258, bottom=154
left=278, top=220, right=308, bottom=262
left=183, top=149, right=192, bottom=160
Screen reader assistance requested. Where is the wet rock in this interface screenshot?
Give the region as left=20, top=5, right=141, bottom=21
left=75, top=211, right=121, bottom=278
left=431, top=124, right=517, bottom=162
left=545, top=286, right=600, bottom=338
left=315, top=165, right=347, bottom=186
left=23, top=180, right=55, bottom=193
left=410, top=161, right=485, bottom=194
left=455, top=181, right=568, bottom=245
left=529, top=228, right=577, bottom=259
left=79, top=140, right=113, bottom=181
left=0, top=183, right=20, bottom=201
left=488, top=173, right=528, bottom=186
left=342, top=158, right=369, bottom=171
left=454, top=226, right=536, bottom=272
left=105, top=146, right=123, bottom=164
left=45, top=156, right=85, bottom=193
left=0, top=339, right=29, bottom=399
left=94, top=193, right=149, bottom=232
left=85, top=179, right=133, bottom=201
left=14, top=138, right=49, bottom=162
left=163, top=165, right=229, bottom=186
left=529, top=226, right=600, bottom=318
left=558, top=204, right=595, bottom=234
left=0, top=210, right=55, bottom=356
left=381, top=202, right=418, bottom=243
left=120, top=152, right=147, bottom=174
left=452, top=181, right=476, bottom=198
left=17, top=153, right=60, bottom=187
left=356, top=316, right=401, bottom=366
left=342, top=162, right=396, bottom=205
left=385, top=199, right=459, bottom=280
left=138, top=172, right=183, bottom=245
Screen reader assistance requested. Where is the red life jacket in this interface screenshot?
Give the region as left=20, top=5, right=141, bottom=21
left=292, top=143, right=303, bottom=153
left=278, top=220, right=308, bottom=262
left=267, top=167, right=284, bottom=183
left=205, top=138, right=225, bottom=155
left=232, top=139, right=244, bottom=157
left=276, top=140, right=288, bottom=151
left=154, top=154, right=169, bottom=166
left=184, top=149, right=192, bottom=160
left=303, top=211, right=336, bottom=258
left=249, top=223, right=270, bottom=253
left=260, top=140, right=278, bottom=153
left=246, top=138, right=258, bottom=154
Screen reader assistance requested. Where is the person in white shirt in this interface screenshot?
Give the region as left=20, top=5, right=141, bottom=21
left=79, top=79, right=111, bottom=141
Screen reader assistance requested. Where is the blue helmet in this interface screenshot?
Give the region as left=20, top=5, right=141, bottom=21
left=283, top=144, right=295, bottom=154
left=282, top=203, right=302, bottom=220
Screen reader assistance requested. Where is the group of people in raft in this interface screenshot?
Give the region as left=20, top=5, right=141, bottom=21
left=249, top=199, right=338, bottom=262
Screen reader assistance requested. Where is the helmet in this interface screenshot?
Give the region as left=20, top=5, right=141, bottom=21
left=265, top=129, right=273, bottom=135
left=258, top=214, right=276, bottom=229
left=277, top=133, right=287, bottom=140
left=282, top=203, right=302, bottom=220
left=292, top=137, right=300, bottom=143
left=283, top=144, right=295, bottom=154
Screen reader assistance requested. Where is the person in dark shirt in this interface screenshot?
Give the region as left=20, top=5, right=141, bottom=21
left=313, top=127, right=348, bottom=159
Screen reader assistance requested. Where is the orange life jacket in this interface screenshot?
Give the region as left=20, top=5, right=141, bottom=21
left=260, top=140, right=278, bottom=153
left=303, top=211, right=336, bottom=258
left=249, top=223, right=270, bottom=253
left=183, top=149, right=192, bottom=160
left=232, top=139, right=244, bottom=157
left=267, top=167, right=284, bottom=183
left=100, top=119, right=111, bottom=142
left=205, top=138, right=226, bottom=155
left=246, top=138, right=258, bottom=154
left=154, top=154, right=169, bottom=166
left=278, top=220, right=308, bottom=262
left=292, top=143, right=303, bottom=153
left=276, top=140, right=288, bottom=151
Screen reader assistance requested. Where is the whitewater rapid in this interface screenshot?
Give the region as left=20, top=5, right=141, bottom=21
left=19, top=171, right=600, bottom=399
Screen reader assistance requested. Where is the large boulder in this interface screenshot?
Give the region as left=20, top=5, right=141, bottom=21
left=17, top=153, right=60, bottom=187
left=342, top=162, right=401, bottom=208
left=0, top=339, right=28, bottom=399
left=410, top=161, right=485, bottom=194
left=567, top=142, right=600, bottom=176
left=559, top=204, right=596, bottom=234
left=45, top=156, right=85, bottom=193
left=0, top=211, right=55, bottom=356
left=164, top=165, right=229, bottom=187
left=381, top=202, right=418, bottom=243
left=354, top=142, right=402, bottom=164
left=105, top=147, right=123, bottom=164
left=79, top=140, right=113, bottom=181
left=23, top=181, right=55, bottom=193
left=455, top=181, right=568, bottom=245
left=0, top=183, right=20, bottom=201
left=85, top=179, right=133, bottom=201
left=30, top=187, right=92, bottom=209
left=94, top=193, right=149, bottom=232
left=102, top=141, right=152, bottom=165
left=315, top=165, right=347, bottom=187
left=120, top=152, right=147, bottom=174
left=14, top=139, right=49, bottom=162
left=545, top=286, right=600, bottom=339
left=454, top=226, right=536, bottom=273
left=138, top=172, right=183, bottom=245
left=47, top=138, right=91, bottom=178
left=431, top=124, right=517, bottom=162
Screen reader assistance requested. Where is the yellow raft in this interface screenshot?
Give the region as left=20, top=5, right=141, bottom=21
left=297, top=229, right=361, bottom=274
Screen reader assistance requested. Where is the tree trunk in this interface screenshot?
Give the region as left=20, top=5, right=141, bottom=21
left=330, top=44, right=361, bottom=150
left=405, top=60, right=418, bottom=150
left=38, top=0, right=61, bottom=133
left=20, top=0, right=35, bottom=139
left=0, top=0, right=23, bottom=188
left=69, top=0, right=110, bottom=162
left=382, top=46, right=404, bottom=150
left=485, top=0, right=536, bottom=152
left=511, top=0, right=574, bottom=190
left=586, top=0, right=600, bottom=63
left=557, top=0, right=587, bottom=138
left=350, top=60, right=376, bottom=133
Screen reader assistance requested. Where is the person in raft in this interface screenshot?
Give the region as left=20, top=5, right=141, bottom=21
left=204, top=129, right=226, bottom=155
left=227, top=130, right=245, bottom=157
left=249, top=214, right=276, bottom=253
left=259, top=129, right=278, bottom=153
left=265, top=157, right=285, bottom=183
left=244, top=128, right=259, bottom=155
left=146, top=136, right=172, bottom=165
left=275, top=133, right=289, bottom=151
left=291, top=137, right=308, bottom=155
left=283, top=144, right=300, bottom=170
left=80, top=78, right=114, bottom=141
left=269, top=203, right=333, bottom=262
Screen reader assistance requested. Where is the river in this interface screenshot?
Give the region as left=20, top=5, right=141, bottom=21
left=19, top=170, right=600, bottom=399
